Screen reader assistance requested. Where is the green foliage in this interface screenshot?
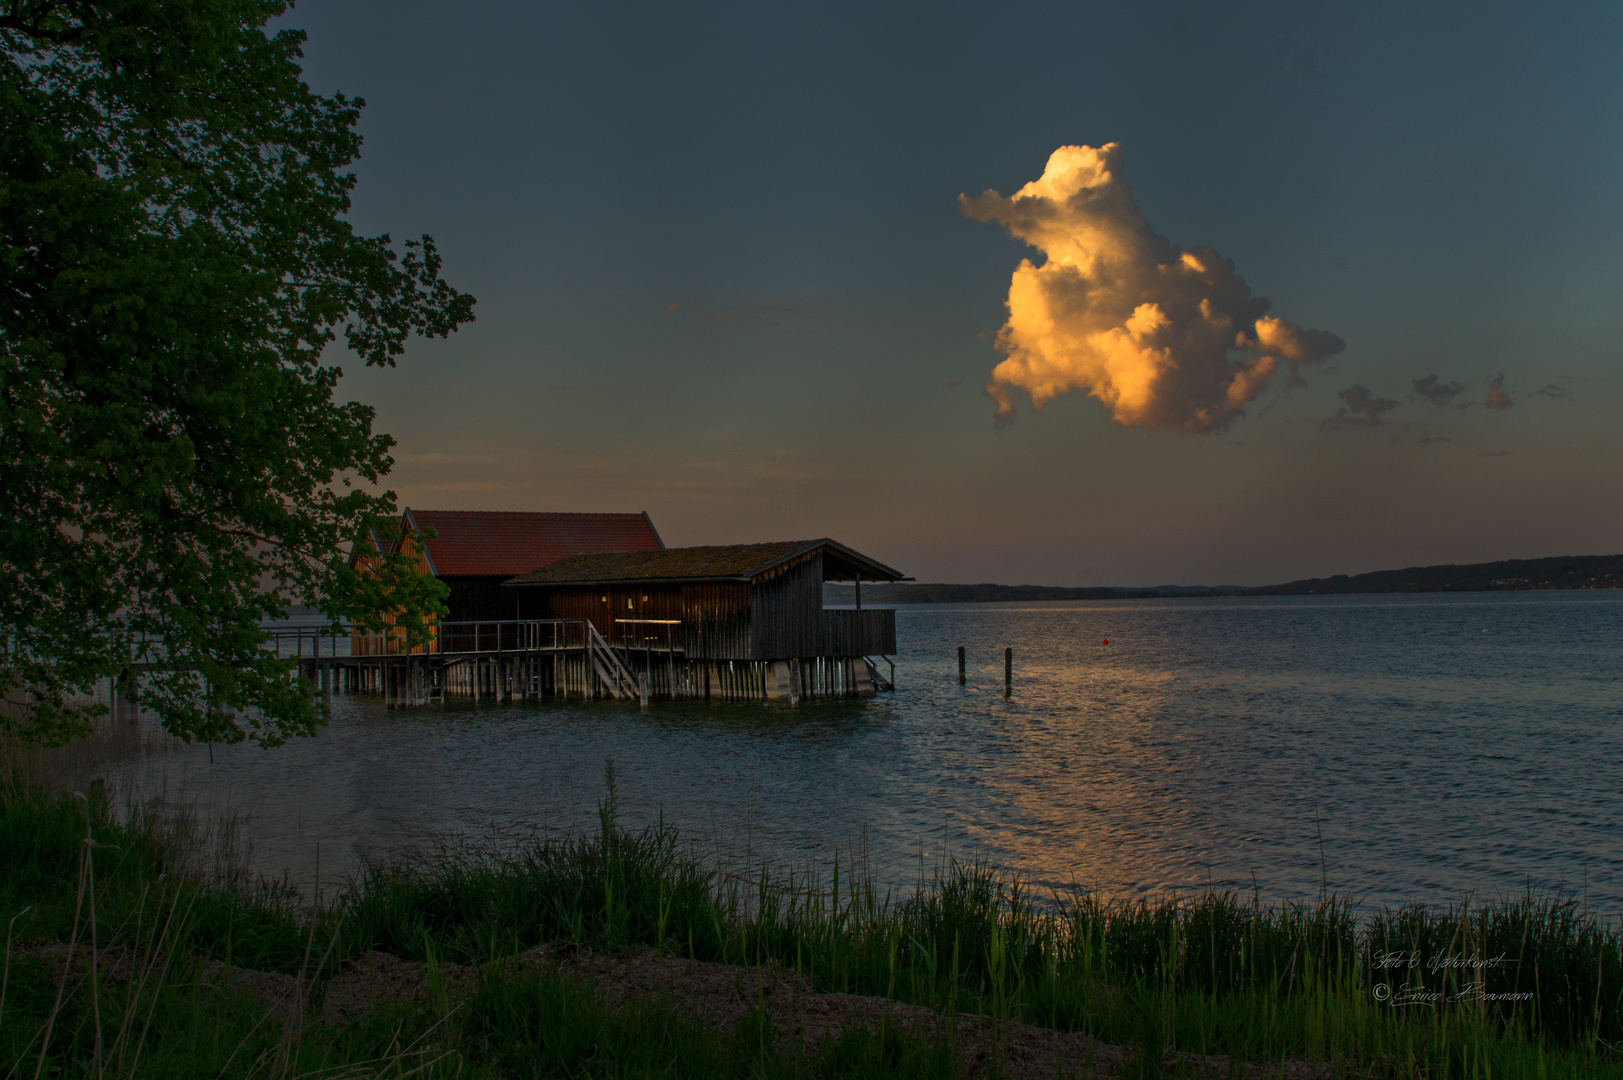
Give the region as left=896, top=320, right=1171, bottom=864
left=339, top=767, right=729, bottom=967
left=327, top=770, right=1623, bottom=1073
left=1366, top=892, right=1623, bottom=1051
left=330, top=519, right=449, bottom=643
left=0, top=771, right=311, bottom=973
left=0, top=1, right=472, bottom=746
left=5, top=775, right=1623, bottom=1077
left=0, top=776, right=963, bottom=1077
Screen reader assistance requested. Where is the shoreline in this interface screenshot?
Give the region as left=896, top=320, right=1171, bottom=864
left=3, top=770, right=1621, bottom=1078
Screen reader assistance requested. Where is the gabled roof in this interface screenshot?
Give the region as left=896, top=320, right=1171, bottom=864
left=505, top=539, right=907, bottom=587
left=349, top=526, right=397, bottom=566
left=401, top=510, right=664, bottom=577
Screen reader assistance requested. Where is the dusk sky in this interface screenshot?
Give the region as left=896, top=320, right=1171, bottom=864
left=294, top=0, right=1623, bottom=587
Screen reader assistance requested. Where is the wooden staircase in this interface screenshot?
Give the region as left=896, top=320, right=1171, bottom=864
left=587, top=623, right=638, bottom=699
left=864, top=656, right=895, bottom=692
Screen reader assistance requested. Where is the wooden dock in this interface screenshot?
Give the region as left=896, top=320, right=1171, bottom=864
left=275, top=618, right=895, bottom=708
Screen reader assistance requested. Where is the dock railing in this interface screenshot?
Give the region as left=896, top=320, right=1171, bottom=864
left=339, top=619, right=591, bottom=658
left=432, top=619, right=587, bottom=655
left=267, top=627, right=353, bottom=659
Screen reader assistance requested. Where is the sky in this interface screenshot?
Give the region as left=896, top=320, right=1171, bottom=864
left=289, top=0, right=1623, bottom=587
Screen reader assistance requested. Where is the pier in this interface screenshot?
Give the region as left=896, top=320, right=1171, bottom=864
left=275, top=615, right=896, bottom=708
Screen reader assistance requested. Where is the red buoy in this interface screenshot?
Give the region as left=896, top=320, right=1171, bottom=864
left=1102, top=638, right=1109, bottom=645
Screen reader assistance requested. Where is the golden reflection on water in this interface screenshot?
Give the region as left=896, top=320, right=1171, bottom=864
left=971, top=661, right=1185, bottom=896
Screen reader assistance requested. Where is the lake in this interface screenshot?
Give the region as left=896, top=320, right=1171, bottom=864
left=125, top=591, right=1623, bottom=910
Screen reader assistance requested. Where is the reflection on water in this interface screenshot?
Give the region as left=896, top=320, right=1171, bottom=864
left=126, top=592, right=1623, bottom=909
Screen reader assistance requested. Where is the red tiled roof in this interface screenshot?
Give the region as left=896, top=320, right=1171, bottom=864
left=402, top=510, right=663, bottom=577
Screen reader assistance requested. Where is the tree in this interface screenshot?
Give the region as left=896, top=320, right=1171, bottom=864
left=0, top=1, right=473, bottom=746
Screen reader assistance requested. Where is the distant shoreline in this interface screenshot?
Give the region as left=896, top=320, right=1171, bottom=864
left=825, top=553, right=1623, bottom=605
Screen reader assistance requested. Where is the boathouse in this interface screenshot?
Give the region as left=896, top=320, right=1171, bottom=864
left=320, top=529, right=907, bottom=705
left=504, top=538, right=907, bottom=701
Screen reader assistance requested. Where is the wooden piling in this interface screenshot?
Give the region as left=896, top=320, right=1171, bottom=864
left=957, top=645, right=965, bottom=684
left=1004, top=647, right=1012, bottom=697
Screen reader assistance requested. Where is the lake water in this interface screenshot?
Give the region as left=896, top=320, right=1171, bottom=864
left=125, top=592, right=1623, bottom=910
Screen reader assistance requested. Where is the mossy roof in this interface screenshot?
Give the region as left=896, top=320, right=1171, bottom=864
left=504, top=540, right=906, bottom=586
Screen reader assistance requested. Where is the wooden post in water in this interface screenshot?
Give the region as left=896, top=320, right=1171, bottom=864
left=1004, top=647, right=1012, bottom=697
left=957, top=646, right=965, bottom=684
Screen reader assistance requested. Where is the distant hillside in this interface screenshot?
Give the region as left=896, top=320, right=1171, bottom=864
left=822, top=582, right=1232, bottom=604
left=825, top=554, right=1623, bottom=605
left=1245, top=554, right=1623, bottom=595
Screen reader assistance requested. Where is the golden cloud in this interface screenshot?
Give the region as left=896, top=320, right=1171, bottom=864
left=962, top=144, right=1344, bottom=432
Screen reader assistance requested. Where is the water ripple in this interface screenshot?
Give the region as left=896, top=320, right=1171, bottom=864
left=128, top=592, right=1622, bottom=909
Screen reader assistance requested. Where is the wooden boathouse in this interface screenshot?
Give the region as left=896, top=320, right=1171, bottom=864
left=296, top=533, right=907, bottom=707
left=505, top=539, right=907, bottom=702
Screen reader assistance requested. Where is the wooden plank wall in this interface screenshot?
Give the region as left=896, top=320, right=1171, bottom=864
left=441, top=575, right=524, bottom=623
left=677, top=583, right=753, bottom=659
left=750, top=553, right=827, bottom=658
left=751, top=554, right=896, bottom=658
left=522, top=582, right=755, bottom=660
left=820, top=608, right=896, bottom=656
left=507, top=551, right=896, bottom=664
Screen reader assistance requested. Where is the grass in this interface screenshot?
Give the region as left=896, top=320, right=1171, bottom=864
left=2, top=756, right=1621, bottom=1078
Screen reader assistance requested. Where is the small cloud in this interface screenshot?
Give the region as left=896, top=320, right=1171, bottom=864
left=1324, top=383, right=1397, bottom=429
left=1418, top=433, right=1449, bottom=444
left=1532, top=383, right=1566, bottom=398
left=1484, top=373, right=1513, bottom=411
left=1412, top=373, right=1464, bottom=406
left=947, top=379, right=962, bottom=387
left=1479, top=450, right=1512, bottom=458
left=706, top=298, right=827, bottom=333
left=666, top=303, right=681, bottom=312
